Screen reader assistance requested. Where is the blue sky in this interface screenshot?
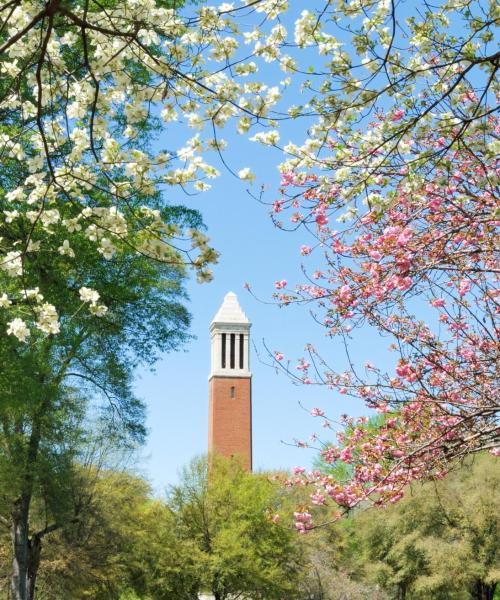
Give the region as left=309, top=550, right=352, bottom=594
left=135, top=131, right=393, bottom=493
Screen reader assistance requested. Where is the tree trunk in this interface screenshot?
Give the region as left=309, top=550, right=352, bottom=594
left=10, top=502, right=45, bottom=600
left=27, top=535, right=41, bottom=600
left=10, top=496, right=30, bottom=600
left=397, top=583, right=406, bottom=600
left=473, top=581, right=497, bottom=600
left=10, top=407, right=44, bottom=600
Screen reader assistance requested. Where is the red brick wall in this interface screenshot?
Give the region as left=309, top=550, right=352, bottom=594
left=208, top=376, right=252, bottom=470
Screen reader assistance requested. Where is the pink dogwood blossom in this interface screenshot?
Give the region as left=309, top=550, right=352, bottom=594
left=269, top=120, right=499, bottom=517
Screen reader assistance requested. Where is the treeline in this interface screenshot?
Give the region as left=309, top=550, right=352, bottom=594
left=0, top=454, right=497, bottom=600
left=308, top=453, right=500, bottom=600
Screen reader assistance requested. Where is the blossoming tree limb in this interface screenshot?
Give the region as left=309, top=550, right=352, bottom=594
left=253, top=0, right=499, bottom=523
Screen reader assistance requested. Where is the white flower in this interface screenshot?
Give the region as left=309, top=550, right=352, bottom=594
left=250, top=130, right=280, bottom=145
left=238, top=168, right=256, bottom=183
left=4, top=210, right=19, bottom=223
left=160, top=104, right=177, bottom=122
left=237, top=117, right=252, bottom=134
left=1, top=60, right=19, bottom=77
left=5, top=188, right=24, bottom=203
left=58, top=240, right=75, bottom=258
left=7, top=318, right=30, bottom=342
left=27, top=240, right=41, bottom=253
left=294, top=10, right=317, bottom=47
left=0, top=293, right=11, bottom=308
left=97, top=238, right=116, bottom=260
left=79, top=287, right=100, bottom=304
left=89, top=304, right=108, bottom=317
left=36, top=303, right=60, bottom=335
left=23, top=287, right=44, bottom=302
left=194, top=181, right=212, bottom=192
left=335, top=167, right=351, bottom=182
left=1, top=251, right=23, bottom=277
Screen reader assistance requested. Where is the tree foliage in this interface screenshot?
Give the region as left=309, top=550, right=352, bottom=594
left=4, top=457, right=307, bottom=600
left=345, top=454, right=500, bottom=600
left=161, top=456, right=304, bottom=600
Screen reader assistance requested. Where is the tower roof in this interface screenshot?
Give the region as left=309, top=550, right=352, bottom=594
left=211, top=292, right=250, bottom=326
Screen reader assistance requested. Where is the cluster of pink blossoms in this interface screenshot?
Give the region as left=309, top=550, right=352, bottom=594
left=273, top=117, right=499, bottom=523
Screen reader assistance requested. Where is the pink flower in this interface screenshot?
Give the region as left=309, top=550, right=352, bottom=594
left=300, top=245, right=312, bottom=255
left=396, top=363, right=411, bottom=377
left=315, top=213, right=329, bottom=227
left=430, top=298, right=446, bottom=308
left=458, top=279, right=471, bottom=296
left=321, top=447, right=338, bottom=463
left=396, top=228, right=413, bottom=246
left=490, top=448, right=500, bottom=457
left=339, top=447, right=352, bottom=462
left=280, top=170, right=295, bottom=186
left=311, top=492, right=326, bottom=505
left=338, top=284, right=351, bottom=300
left=274, top=280, right=287, bottom=289
left=272, top=200, right=283, bottom=213
left=391, top=109, right=405, bottom=121
left=311, top=407, right=325, bottom=417
left=461, top=90, right=477, bottom=103
left=294, top=511, right=313, bottom=523
left=293, top=466, right=306, bottom=475
left=274, top=351, right=284, bottom=361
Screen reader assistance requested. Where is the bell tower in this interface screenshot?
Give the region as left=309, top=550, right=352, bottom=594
left=208, top=292, right=252, bottom=470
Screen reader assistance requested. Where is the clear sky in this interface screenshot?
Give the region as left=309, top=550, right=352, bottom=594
left=135, top=133, right=392, bottom=494
left=133, top=1, right=397, bottom=494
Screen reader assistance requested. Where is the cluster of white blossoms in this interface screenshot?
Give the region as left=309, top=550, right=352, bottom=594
left=250, top=130, right=280, bottom=146
left=3, top=287, right=61, bottom=342
left=79, top=288, right=108, bottom=318
left=0, top=0, right=497, bottom=342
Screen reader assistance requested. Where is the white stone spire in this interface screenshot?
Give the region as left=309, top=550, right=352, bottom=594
left=210, top=292, right=251, bottom=378
left=211, top=291, right=250, bottom=326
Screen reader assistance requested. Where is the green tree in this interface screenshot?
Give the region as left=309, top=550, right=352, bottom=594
left=0, top=143, right=202, bottom=598
left=157, top=455, right=304, bottom=600
left=347, top=454, right=500, bottom=600
left=22, top=456, right=307, bottom=600
left=34, top=469, right=155, bottom=600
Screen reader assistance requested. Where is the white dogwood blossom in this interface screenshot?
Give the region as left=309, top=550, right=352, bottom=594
left=35, top=303, right=60, bottom=335
left=7, top=318, right=30, bottom=342
left=79, top=288, right=100, bottom=304
left=238, top=168, right=256, bottom=183
left=0, top=293, right=11, bottom=308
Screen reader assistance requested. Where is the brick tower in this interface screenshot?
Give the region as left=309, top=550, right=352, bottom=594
left=208, top=292, right=252, bottom=470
